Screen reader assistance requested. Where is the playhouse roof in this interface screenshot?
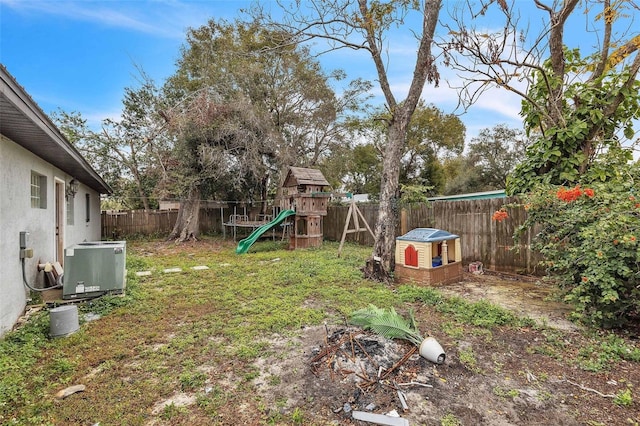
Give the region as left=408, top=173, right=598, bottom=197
left=396, top=228, right=459, bottom=243
left=282, top=167, right=330, bottom=187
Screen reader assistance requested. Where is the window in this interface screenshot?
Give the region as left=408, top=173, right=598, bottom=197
left=85, top=193, right=90, bottom=222
left=30, top=172, right=47, bottom=209
left=66, top=195, right=74, bottom=225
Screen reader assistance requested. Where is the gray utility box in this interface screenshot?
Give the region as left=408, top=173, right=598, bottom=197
left=63, top=241, right=126, bottom=300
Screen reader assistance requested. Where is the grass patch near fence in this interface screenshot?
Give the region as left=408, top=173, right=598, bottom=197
left=1, top=238, right=638, bottom=425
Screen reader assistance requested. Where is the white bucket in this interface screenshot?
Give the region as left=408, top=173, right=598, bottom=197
left=49, top=305, right=80, bottom=338
left=419, top=337, right=445, bottom=364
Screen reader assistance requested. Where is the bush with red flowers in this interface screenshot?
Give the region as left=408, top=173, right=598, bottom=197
left=512, top=163, right=640, bottom=328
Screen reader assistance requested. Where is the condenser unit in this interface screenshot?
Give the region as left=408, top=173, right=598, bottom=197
left=62, top=241, right=126, bottom=299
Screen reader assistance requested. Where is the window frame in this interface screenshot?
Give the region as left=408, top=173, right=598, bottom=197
left=30, top=171, right=47, bottom=209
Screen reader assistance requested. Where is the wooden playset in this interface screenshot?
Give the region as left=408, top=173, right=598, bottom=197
left=280, top=167, right=332, bottom=249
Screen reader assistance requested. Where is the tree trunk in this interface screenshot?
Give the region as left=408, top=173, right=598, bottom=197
left=361, top=0, right=441, bottom=282
left=363, top=116, right=408, bottom=282
left=167, top=186, right=201, bottom=242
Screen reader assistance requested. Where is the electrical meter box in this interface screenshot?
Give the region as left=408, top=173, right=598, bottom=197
left=63, top=241, right=126, bottom=299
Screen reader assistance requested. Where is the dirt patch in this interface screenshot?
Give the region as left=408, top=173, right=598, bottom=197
left=439, top=271, right=577, bottom=331
left=252, top=326, right=586, bottom=425
left=247, top=273, right=639, bottom=425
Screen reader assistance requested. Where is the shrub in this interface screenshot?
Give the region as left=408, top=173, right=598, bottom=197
left=513, top=163, right=640, bottom=328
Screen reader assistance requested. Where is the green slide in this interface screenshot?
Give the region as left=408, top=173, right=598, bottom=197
left=235, top=209, right=296, bottom=254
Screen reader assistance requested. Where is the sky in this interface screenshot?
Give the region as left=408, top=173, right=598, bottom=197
left=0, top=0, right=637, bottom=152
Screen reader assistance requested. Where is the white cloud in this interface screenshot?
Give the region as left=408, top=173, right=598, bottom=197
left=0, top=0, right=238, bottom=39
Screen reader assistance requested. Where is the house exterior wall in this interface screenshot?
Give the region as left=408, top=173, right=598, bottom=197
left=0, top=135, right=101, bottom=337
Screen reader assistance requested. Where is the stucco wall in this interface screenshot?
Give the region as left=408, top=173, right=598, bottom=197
left=0, top=135, right=102, bottom=337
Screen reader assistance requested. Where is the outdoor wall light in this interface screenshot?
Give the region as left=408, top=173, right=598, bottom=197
left=66, top=178, right=79, bottom=198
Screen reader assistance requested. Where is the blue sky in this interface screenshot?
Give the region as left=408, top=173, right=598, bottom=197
left=1, top=0, right=636, bottom=151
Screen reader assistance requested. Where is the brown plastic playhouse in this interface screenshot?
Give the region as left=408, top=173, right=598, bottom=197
left=280, top=167, right=332, bottom=249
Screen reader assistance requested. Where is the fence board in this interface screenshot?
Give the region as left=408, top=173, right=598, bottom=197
left=102, top=197, right=540, bottom=273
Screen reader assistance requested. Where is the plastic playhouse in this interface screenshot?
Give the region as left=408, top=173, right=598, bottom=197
left=394, top=228, right=463, bottom=285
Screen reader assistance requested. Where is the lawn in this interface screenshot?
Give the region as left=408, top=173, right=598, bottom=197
left=1, top=238, right=638, bottom=425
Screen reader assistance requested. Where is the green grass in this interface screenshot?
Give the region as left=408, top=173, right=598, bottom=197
left=1, top=238, right=637, bottom=425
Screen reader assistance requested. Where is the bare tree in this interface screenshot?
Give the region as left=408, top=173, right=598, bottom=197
left=442, top=0, right=640, bottom=192
left=164, top=89, right=273, bottom=242
left=255, top=0, right=443, bottom=281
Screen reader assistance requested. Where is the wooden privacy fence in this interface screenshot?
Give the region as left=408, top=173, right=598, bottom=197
left=102, top=208, right=232, bottom=239
left=102, top=196, right=540, bottom=273
left=324, top=197, right=540, bottom=274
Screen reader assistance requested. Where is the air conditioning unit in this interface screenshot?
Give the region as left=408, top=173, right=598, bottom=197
left=62, top=241, right=126, bottom=300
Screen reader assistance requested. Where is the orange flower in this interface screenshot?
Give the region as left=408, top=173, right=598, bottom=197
left=614, top=239, right=619, bottom=245
left=635, top=203, right=640, bottom=208
left=492, top=209, right=509, bottom=222
left=556, top=185, right=583, bottom=202
left=584, top=188, right=595, bottom=198
left=630, top=196, right=636, bottom=201
left=582, top=277, right=588, bottom=283
left=631, top=236, right=637, bottom=242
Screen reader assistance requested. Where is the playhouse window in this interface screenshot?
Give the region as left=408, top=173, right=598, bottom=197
left=405, top=245, right=418, bottom=267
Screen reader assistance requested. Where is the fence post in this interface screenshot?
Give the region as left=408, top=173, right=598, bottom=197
left=400, top=208, right=407, bottom=235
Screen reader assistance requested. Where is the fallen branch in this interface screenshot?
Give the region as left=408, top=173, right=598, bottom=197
left=380, top=346, right=417, bottom=381
left=565, top=379, right=615, bottom=398
left=397, top=381, right=434, bottom=388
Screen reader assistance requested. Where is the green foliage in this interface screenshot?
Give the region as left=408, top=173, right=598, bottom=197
left=164, top=19, right=369, bottom=204
left=576, top=333, right=640, bottom=372
left=343, top=143, right=383, bottom=196
left=467, top=124, right=527, bottom=190
left=399, top=184, right=433, bottom=205
left=0, top=312, right=50, bottom=413
left=51, top=77, right=167, bottom=211
left=441, top=413, right=462, bottom=426
left=508, top=49, right=640, bottom=195
left=397, top=285, right=534, bottom=329
left=493, top=386, right=519, bottom=398
left=458, top=347, right=480, bottom=373
left=291, top=407, right=305, bottom=424
left=179, top=370, right=207, bottom=391
left=402, top=101, right=466, bottom=194
left=613, top=388, right=633, bottom=407
left=160, top=402, right=186, bottom=420
left=350, top=304, right=424, bottom=346
left=513, top=163, right=640, bottom=327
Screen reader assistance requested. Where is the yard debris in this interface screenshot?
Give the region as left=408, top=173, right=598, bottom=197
left=468, top=261, right=484, bottom=274
left=310, top=328, right=418, bottom=393
left=564, top=378, right=616, bottom=398
left=309, top=326, right=437, bottom=419
left=55, top=384, right=86, bottom=399
left=396, top=381, right=433, bottom=388
left=352, top=410, right=410, bottom=426
left=396, top=388, right=408, bottom=410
